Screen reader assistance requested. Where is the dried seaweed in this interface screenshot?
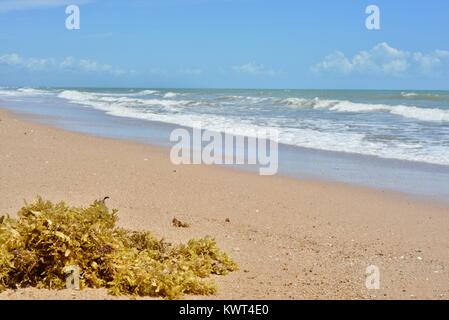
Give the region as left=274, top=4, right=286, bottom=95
left=172, top=217, right=190, bottom=228
left=0, top=198, right=238, bottom=298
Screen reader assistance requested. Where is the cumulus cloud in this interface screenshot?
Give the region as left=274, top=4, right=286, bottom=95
left=232, top=62, right=277, bottom=76
left=312, top=42, right=449, bottom=77
left=0, top=53, right=133, bottom=76
left=0, top=0, right=90, bottom=13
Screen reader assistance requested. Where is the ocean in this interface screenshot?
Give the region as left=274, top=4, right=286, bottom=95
left=1, top=87, right=449, bottom=199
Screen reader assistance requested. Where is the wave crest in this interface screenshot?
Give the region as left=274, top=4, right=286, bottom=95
left=281, top=97, right=449, bottom=122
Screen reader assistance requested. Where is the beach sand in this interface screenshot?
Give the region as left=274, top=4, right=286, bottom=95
left=1, top=108, right=449, bottom=300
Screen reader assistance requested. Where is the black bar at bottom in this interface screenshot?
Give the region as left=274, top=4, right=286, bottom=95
left=0, top=300, right=446, bottom=319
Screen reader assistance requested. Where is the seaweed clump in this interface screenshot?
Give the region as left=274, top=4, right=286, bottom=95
left=0, top=198, right=237, bottom=299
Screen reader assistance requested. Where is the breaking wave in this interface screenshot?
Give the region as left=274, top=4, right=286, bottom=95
left=280, top=97, right=449, bottom=122
left=1, top=87, right=449, bottom=166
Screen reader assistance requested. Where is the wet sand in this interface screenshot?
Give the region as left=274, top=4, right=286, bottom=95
left=1, top=108, right=449, bottom=300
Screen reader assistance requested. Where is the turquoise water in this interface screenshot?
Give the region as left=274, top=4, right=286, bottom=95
left=1, top=87, right=449, bottom=199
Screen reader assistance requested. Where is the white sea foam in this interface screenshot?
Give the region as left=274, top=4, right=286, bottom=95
left=89, top=89, right=158, bottom=97
left=4, top=88, right=448, bottom=166
left=57, top=90, right=193, bottom=112
left=389, top=105, right=449, bottom=122
left=331, top=101, right=449, bottom=122
left=401, top=92, right=419, bottom=97
left=217, top=95, right=270, bottom=104
left=91, top=105, right=449, bottom=165
left=400, top=92, right=442, bottom=99
left=280, top=97, right=341, bottom=109
left=0, top=89, right=22, bottom=97
left=163, top=92, right=178, bottom=98
left=281, top=97, right=449, bottom=122
left=58, top=90, right=96, bottom=101
left=17, top=88, right=51, bottom=95
left=0, top=88, right=51, bottom=97
left=139, top=89, right=159, bottom=95
left=235, top=96, right=269, bottom=103
left=53, top=90, right=449, bottom=165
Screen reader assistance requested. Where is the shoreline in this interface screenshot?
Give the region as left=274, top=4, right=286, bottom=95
left=6, top=106, right=449, bottom=207
left=3, top=101, right=449, bottom=201
left=1, top=107, right=449, bottom=299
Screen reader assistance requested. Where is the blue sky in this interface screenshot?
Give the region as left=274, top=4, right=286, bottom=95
left=1, top=0, right=449, bottom=89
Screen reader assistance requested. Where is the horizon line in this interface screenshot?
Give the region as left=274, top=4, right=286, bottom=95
left=2, top=86, right=449, bottom=92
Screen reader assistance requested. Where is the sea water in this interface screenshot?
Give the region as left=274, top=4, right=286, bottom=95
left=1, top=87, right=449, bottom=200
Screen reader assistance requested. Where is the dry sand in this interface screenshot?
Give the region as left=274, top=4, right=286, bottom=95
left=1, top=108, right=449, bottom=300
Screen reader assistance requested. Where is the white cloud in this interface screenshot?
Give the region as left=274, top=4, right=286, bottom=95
left=312, top=42, right=449, bottom=77
left=0, top=0, right=90, bottom=13
left=59, top=56, right=74, bottom=68
left=0, top=53, right=133, bottom=76
left=78, top=59, right=126, bottom=76
left=312, top=52, right=353, bottom=74
left=0, top=53, right=52, bottom=69
left=232, top=62, right=277, bottom=76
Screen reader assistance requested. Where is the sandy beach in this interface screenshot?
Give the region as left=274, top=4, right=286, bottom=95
left=1, top=107, right=449, bottom=300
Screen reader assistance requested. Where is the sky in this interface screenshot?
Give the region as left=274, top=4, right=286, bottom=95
left=0, top=0, right=449, bottom=90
